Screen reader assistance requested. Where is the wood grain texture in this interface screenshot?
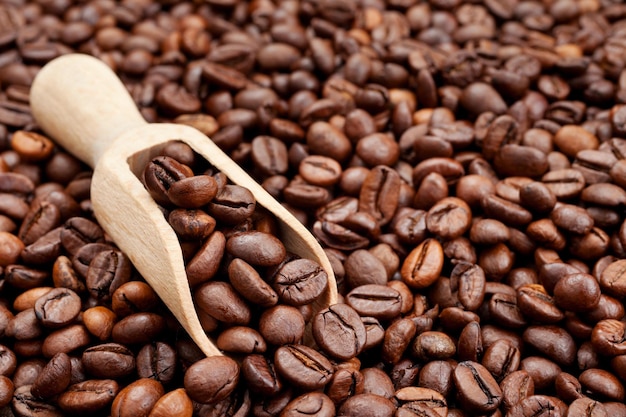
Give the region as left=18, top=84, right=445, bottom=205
left=30, top=54, right=337, bottom=357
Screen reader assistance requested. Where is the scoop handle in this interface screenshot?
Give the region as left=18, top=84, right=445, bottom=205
left=30, top=54, right=146, bottom=168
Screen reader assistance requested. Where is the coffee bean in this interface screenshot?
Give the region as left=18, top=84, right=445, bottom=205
left=600, top=259, right=626, bottom=298
left=18, top=201, right=61, bottom=246
left=313, top=304, right=366, bottom=361
left=207, top=184, right=256, bottom=225
left=517, top=284, right=564, bottom=324
left=30, top=353, right=71, bottom=399
left=281, top=392, right=335, bottom=417
left=226, top=230, right=286, bottom=267
left=0, top=375, right=13, bottom=408
left=306, top=121, right=352, bottom=163
left=327, top=366, right=364, bottom=404
left=579, top=368, right=625, bottom=402
left=337, top=393, right=396, bottom=417
left=82, top=343, right=135, bottom=379
left=272, top=258, right=328, bottom=306
left=520, top=356, right=562, bottom=391
left=241, top=354, right=282, bottom=396
left=136, top=342, right=176, bottom=384
left=568, top=398, right=608, bottom=417
left=13, top=385, right=63, bottom=417
left=554, top=273, right=601, bottom=312
left=148, top=388, right=193, bottom=417
left=60, top=218, right=105, bottom=256
left=185, top=230, right=225, bottom=287
left=111, top=312, right=165, bottom=345
left=33, top=287, right=81, bottom=328
left=86, top=249, right=132, bottom=301
left=111, top=378, right=164, bottom=417
left=507, top=395, right=564, bottom=417
left=274, top=344, right=333, bottom=391
left=345, top=284, right=402, bottom=320
left=259, top=305, right=305, bottom=346
left=542, top=168, right=586, bottom=199
left=412, top=331, right=456, bottom=361
left=58, top=379, right=120, bottom=413
left=359, top=165, right=400, bottom=226
left=401, top=239, right=444, bottom=289
left=453, top=361, right=502, bottom=413
left=225, top=258, right=277, bottom=308
left=167, top=175, right=218, bottom=209
left=184, top=356, right=239, bottom=404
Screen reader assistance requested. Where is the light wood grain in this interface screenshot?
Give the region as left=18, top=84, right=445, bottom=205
left=30, top=54, right=337, bottom=358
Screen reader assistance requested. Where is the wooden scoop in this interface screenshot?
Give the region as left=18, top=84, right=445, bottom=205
left=30, top=53, right=337, bottom=357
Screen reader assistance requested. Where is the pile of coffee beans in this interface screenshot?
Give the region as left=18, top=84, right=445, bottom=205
left=140, top=143, right=340, bottom=404
left=3, top=0, right=626, bottom=416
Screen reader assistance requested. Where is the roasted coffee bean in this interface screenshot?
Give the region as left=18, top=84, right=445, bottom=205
left=184, top=356, right=239, bottom=404
left=207, top=184, right=256, bottom=225
left=136, top=342, right=176, bottom=384
left=542, top=169, right=586, bottom=199
left=481, top=338, right=520, bottom=382
left=600, top=259, right=626, bottom=298
left=359, top=165, right=400, bottom=226
left=30, top=352, right=71, bottom=399
left=554, top=273, right=601, bottom=312
left=401, top=239, right=444, bottom=289
left=450, top=262, right=486, bottom=311
left=501, top=370, right=535, bottom=411
left=148, top=388, right=193, bottom=417
left=259, top=305, right=305, bottom=346
left=60, top=218, right=105, bottom=256
left=274, top=344, right=333, bottom=391
left=241, top=354, right=281, bottom=396
left=227, top=258, right=278, bottom=308
left=226, top=230, right=286, bottom=267
left=381, top=318, right=416, bottom=365
left=579, top=368, right=625, bottom=402
left=272, top=258, right=328, bottom=306
left=111, top=378, right=164, bottom=417
left=58, top=379, right=119, bottom=413
left=82, top=343, right=135, bottom=379
left=86, top=249, right=132, bottom=301
left=337, top=393, right=396, bottom=417
left=361, top=368, right=395, bottom=398
left=82, top=306, right=116, bottom=342
left=361, top=316, right=385, bottom=351
left=517, top=284, right=563, bottom=324
left=453, top=361, right=502, bottom=413
left=326, top=366, right=364, bottom=404
left=0, top=375, right=13, bottom=408
left=457, top=321, right=483, bottom=363
left=185, top=230, right=225, bottom=287
left=481, top=194, right=532, bottom=227
left=281, top=392, right=335, bottom=417
left=33, top=287, right=81, bottom=328
left=520, top=356, right=562, bottom=391
left=313, top=304, right=366, bottom=361
left=143, top=156, right=193, bottom=206
left=567, top=398, right=608, bottom=417
left=21, top=226, right=63, bottom=265
left=299, top=155, right=342, bottom=187
left=507, top=395, right=564, bottom=417
left=18, top=201, right=61, bottom=246
left=412, top=331, right=456, bottom=361
left=111, top=312, right=165, bottom=345
left=167, top=209, right=215, bottom=240
left=345, top=284, right=402, bottom=320
left=13, top=385, right=63, bottom=417
left=111, top=281, right=158, bottom=317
